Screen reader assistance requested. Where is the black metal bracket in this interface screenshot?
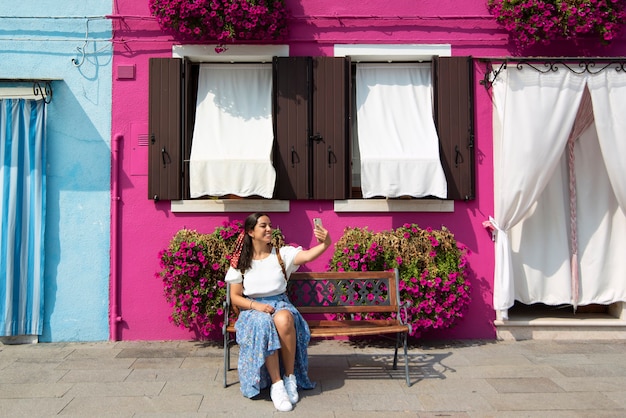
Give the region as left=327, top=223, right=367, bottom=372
left=33, top=81, right=53, bottom=104
left=479, top=57, right=626, bottom=91
left=0, top=79, right=54, bottom=104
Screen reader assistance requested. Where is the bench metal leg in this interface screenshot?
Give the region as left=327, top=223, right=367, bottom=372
left=402, top=332, right=411, bottom=387
left=393, top=333, right=400, bottom=370
left=223, top=331, right=229, bottom=387
left=393, top=332, right=411, bottom=386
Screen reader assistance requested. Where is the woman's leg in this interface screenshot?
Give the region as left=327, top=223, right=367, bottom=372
left=273, top=309, right=296, bottom=375
left=264, top=351, right=282, bottom=383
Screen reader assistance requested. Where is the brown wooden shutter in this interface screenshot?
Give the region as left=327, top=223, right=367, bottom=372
left=433, top=56, right=475, bottom=200
left=274, top=57, right=310, bottom=199
left=274, top=57, right=350, bottom=200
left=311, top=57, right=350, bottom=200
left=148, top=58, right=182, bottom=201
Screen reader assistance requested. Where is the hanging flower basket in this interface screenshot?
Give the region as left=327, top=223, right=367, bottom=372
left=487, top=0, right=626, bottom=49
left=149, top=0, right=289, bottom=44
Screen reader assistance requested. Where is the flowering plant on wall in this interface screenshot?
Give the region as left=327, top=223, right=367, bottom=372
left=156, top=221, right=285, bottom=338
left=149, top=0, right=289, bottom=43
left=328, top=224, right=472, bottom=337
left=487, top=0, right=626, bottom=49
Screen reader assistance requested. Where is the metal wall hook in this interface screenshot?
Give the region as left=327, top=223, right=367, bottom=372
left=72, top=43, right=88, bottom=67
left=72, top=19, right=90, bottom=67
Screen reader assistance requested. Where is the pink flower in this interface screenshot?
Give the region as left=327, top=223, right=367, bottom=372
left=488, top=0, right=625, bottom=49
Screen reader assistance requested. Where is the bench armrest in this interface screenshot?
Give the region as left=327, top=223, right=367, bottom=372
left=399, top=299, right=413, bottom=335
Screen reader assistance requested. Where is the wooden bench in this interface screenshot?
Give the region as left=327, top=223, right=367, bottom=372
left=222, top=269, right=413, bottom=387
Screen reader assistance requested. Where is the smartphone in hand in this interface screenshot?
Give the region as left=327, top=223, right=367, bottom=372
left=313, top=218, right=323, bottom=242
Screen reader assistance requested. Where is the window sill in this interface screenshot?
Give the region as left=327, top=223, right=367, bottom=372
left=334, top=199, right=454, bottom=212
left=170, top=199, right=453, bottom=213
left=171, top=199, right=290, bottom=213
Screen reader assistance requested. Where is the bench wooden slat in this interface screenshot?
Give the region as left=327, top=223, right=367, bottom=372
left=226, top=319, right=409, bottom=337
left=308, top=319, right=409, bottom=338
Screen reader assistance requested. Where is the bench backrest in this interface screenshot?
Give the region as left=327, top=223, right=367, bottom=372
left=286, top=269, right=401, bottom=315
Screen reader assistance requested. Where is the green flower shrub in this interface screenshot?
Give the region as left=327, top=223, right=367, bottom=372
left=156, top=220, right=284, bottom=338
left=328, top=224, right=471, bottom=337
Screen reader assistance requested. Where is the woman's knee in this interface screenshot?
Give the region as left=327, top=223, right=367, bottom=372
left=273, top=310, right=294, bottom=331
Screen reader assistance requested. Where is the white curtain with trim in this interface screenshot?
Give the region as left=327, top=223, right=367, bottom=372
left=491, top=67, right=586, bottom=316
left=355, top=63, right=447, bottom=199
left=492, top=67, right=626, bottom=316
left=190, top=64, right=276, bottom=198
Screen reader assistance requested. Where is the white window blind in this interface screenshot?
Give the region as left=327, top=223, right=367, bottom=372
left=190, top=63, right=276, bottom=198
left=355, top=63, right=447, bottom=199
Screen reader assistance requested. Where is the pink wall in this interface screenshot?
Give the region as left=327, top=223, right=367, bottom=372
left=110, top=0, right=626, bottom=341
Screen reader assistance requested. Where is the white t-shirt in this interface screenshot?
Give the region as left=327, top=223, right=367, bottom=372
left=225, top=246, right=302, bottom=298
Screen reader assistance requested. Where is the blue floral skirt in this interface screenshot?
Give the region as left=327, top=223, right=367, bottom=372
left=234, top=293, right=316, bottom=398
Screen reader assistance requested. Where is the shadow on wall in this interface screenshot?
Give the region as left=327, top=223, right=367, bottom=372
left=42, top=80, right=112, bottom=342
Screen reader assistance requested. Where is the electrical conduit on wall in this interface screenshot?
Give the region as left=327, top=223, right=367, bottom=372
left=110, top=133, right=123, bottom=340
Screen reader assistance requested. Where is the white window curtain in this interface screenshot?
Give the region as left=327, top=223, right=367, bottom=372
left=190, top=64, right=276, bottom=198
left=355, top=63, right=447, bottom=199
left=491, top=66, right=626, bottom=318
left=0, top=99, right=46, bottom=336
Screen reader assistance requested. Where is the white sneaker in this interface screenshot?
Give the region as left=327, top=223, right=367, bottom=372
left=283, top=374, right=299, bottom=404
left=270, top=380, right=293, bottom=412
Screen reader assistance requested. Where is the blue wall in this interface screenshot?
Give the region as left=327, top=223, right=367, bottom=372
left=0, top=3, right=112, bottom=341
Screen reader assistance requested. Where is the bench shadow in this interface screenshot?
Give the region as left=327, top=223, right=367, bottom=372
left=306, top=337, right=495, bottom=390
left=217, top=337, right=496, bottom=390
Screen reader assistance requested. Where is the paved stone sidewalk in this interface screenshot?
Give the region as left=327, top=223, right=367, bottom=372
left=1, top=338, right=625, bottom=417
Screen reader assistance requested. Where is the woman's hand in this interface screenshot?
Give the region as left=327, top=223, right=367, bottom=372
left=313, top=225, right=330, bottom=246
left=251, top=301, right=275, bottom=314
left=294, top=225, right=332, bottom=265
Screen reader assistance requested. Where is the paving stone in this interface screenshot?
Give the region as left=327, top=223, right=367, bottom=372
left=482, top=392, right=622, bottom=411
left=603, top=391, right=626, bottom=409
left=0, top=383, right=72, bottom=398
left=551, top=376, right=626, bottom=392
left=0, top=397, right=70, bottom=416
left=64, top=381, right=166, bottom=398
left=407, top=377, right=497, bottom=394
left=60, top=368, right=132, bottom=383
left=485, top=377, right=565, bottom=393
left=59, top=395, right=203, bottom=415
left=417, top=392, right=494, bottom=412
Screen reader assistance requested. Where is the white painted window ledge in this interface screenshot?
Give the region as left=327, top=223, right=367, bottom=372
left=170, top=199, right=453, bottom=213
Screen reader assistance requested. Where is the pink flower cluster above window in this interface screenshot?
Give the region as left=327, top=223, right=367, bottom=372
left=149, top=0, right=289, bottom=43
left=487, top=0, right=626, bottom=49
